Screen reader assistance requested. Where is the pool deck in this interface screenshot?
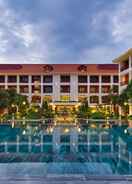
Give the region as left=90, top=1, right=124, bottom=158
left=0, top=175, right=132, bottom=184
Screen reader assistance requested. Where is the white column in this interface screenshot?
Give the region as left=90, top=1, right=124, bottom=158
left=17, top=75, right=19, bottom=93
left=70, top=74, right=78, bottom=101
left=99, top=75, right=102, bottom=104
left=41, top=75, right=43, bottom=106
left=110, top=75, right=113, bottom=89
left=129, top=56, right=132, bottom=81
left=5, top=75, right=8, bottom=89
left=53, top=74, right=60, bottom=102
left=118, top=64, right=121, bottom=94
left=28, top=75, right=32, bottom=103
left=87, top=75, right=90, bottom=105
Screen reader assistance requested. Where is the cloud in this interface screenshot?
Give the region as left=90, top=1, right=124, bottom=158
left=112, top=0, right=132, bottom=44
left=0, top=0, right=132, bottom=64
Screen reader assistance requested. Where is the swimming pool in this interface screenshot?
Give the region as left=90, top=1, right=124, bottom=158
left=0, top=124, right=131, bottom=175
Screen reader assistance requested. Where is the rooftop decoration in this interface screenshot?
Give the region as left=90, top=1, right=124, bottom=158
left=43, top=65, right=54, bottom=72
left=78, top=65, right=87, bottom=72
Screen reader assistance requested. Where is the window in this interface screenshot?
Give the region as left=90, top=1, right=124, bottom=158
left=90, top=96, right=99, bottom=104
left=0, top=76, right=5, bottom=83
left=90, top=86, right=99, bottom=93
left=8, top=76, right=17, bottom=83
left=43, top=75, right=53, bottom=83
left=60, top=95, right=70, bottom=101
left=32, top=76, right=41, bottom=83
left=43, top=85, right=53, bottom=93
left=113, top=76, right=118, bottom=83
left=20, top=86, right=29, bottom=93
left=102, top=76, right=110, bottom=83
left=60, top=85, right=70, bottom=93
left=112, top=85, right=119, bottom=93
left=102, top=96, right=110, bottom=104
left=60, top=75, right=70, bottom=83
left=78, top=75, right=87, bottom=83
left=19, top=75, right=28, bottom=83
left=90, top=76, right=99, bottom=83
left=101, top=86, right=110, bottom=93
left=8, top=86, right=17, bottom=91
left=78, top=85, right=87, bottom=93
left=0, top=86, right=5, bottom=90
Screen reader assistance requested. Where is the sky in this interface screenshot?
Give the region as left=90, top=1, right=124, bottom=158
left=0, top=0, right=132, bottom=64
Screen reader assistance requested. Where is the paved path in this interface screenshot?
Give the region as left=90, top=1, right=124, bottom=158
left=0, top=176, right=132, bottom=184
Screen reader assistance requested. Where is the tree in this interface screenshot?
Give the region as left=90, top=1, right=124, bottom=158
left=108, top=87, right=120, bottom=116
left=116, top=80, right=132, bottom=117
left=41, top=100, right=54, bottom=119
left=0, top=90, right=9, bottom=114
left=76, top=100, right=91, bottom=120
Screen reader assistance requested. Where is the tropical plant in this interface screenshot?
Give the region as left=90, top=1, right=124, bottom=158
left=0, top=89, right=10, bottom=113
left=76, top=100, right=91, bottom=119
left=41, top=100, right=54, bottom=119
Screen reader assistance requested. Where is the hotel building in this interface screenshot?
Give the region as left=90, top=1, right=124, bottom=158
left=113, top=48, right=132, bottom=115
left=0, top=64, right=118, bottom=112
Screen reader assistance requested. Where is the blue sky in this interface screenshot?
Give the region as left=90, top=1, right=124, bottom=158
left=0, top=0, right=131, bottom=64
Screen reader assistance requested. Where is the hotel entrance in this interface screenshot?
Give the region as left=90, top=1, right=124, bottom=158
left=50, top=102, right=80, bottom=124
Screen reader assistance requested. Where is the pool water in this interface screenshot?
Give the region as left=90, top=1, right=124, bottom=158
left=0, top=124, right=131, bottom=175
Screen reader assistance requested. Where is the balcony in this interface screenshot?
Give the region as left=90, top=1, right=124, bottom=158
left=19, top=75, right=29, bottom=83
left=78, top=85, right=87, bottom=93
left=90, top=86, right=99, bottom=93
left=0, top=76, right=5, bottom=83
left=78, top=75, right=87, bottom=83
left=60, top=85, right=70, bottom=93
left=90, top=96, right=99, bottom=104
left=32, top=76, right=41, bottom=83
left=120, top=60, right=129, bottom=72
left=90, top=76, right=99, bottom=83
left=101, top=86, right=110, bottom=93
left=43, top=85, right=53, bottom=93
left=8, top=76, right=17, bottom=83
left=43, top=75, right=53, bottom=83
left=60, top=75, right=70, bottom=83
left=20, top=86, right=29, bottom=93
left=101, top=76, right=111, bottom=83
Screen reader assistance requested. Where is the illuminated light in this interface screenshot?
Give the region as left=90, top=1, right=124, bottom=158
left=92, top=108, right=96, bottom=113
left=34, top=109, right=38, bottom=113
left=124, top=129, right=127, bottom=134
left=11, top=104, right=15, bottom=108
left=22, top=130, right=26, bottom=135
left=64, top=128, right=69, bottom=133
left=49, top=127, right=53, bottom=133
left=91, top=124, right=96, bottom=128
left=22, top=101, right=26, bottom=105
left=12, top=122, right=15, bottom=128
left=124, top=102, right=128, bottom=106
left=77, top=127, right=81, bottom=132
left=35, top=127, right=38, bottom=130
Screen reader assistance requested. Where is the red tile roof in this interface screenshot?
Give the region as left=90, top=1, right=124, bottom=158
left=0, top=64, right=118, bottom=74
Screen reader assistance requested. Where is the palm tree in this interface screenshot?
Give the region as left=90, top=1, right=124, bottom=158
left=0, top=89, right=10, bottom=114
left=41, top=100, right=54, bottom=120
left=108, top=88, right=120, bottom=116
left=119, top=80, right=132, bottom=117
left=76, top=100, right=91, bottom=122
